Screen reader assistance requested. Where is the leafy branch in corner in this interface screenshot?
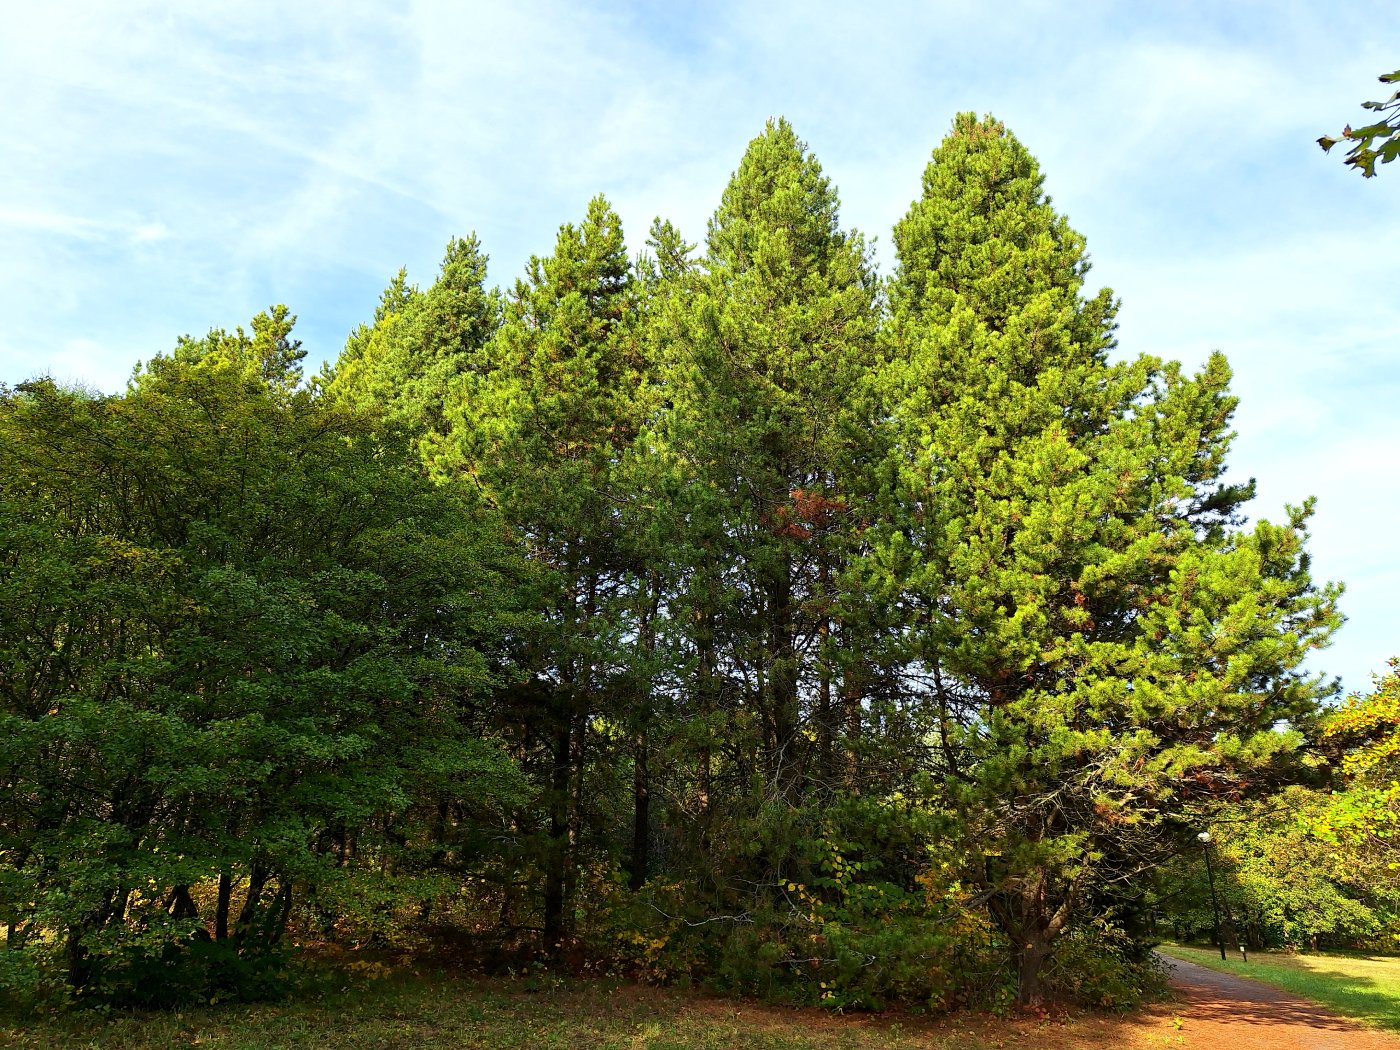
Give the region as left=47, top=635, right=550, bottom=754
left=1319, top=69, right=1400, bottom=177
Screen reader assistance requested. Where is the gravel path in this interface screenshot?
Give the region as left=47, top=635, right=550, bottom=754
left=1155, top=953, right=1400, bottom=1049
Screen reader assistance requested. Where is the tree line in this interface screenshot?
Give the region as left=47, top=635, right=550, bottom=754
left=1, top=114, right=1351, bottom=1010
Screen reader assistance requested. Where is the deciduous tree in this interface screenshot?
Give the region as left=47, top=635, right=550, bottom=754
left=0, top=328, right=522, bottom=1000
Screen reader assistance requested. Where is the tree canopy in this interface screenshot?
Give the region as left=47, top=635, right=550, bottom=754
left=0, top=114, right=1357, bottom=1013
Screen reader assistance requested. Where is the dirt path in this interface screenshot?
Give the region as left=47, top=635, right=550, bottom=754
left=1148, top=953, right=1400, bottom=1049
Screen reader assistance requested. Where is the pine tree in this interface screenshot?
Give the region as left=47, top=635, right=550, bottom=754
left=439, top=196, right=643, bottom=945
left=617, top=217, right=700, bottom=889
left=656, top=120, right=881, bottom=891
left=326, top=235, right=499, bottom=456
left=879, top=113, right=1342, bottom=1004
left=174, top=304, right=306, bottom=396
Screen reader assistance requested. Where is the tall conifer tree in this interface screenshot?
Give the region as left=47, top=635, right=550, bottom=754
left=658, top=120, right=880, bottom=877
left=439, top=196, right=642, bottom=944
left=326, top=235, right=499, bottom=455
left=878, top=113, right=1342, bottom=1003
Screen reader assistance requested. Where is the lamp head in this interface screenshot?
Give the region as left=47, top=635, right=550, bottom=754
left=1197, top=832, right=1212, bottom=844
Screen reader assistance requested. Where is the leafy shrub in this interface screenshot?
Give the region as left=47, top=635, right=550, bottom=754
left=580, top=803, right=1012, bottom=1012
left=84, top=937, right=291, bottom=1009
left=73, top=914, right=292, bottom=1009
left=1041, top=925, right=1169, bottom=1009
left=0, top=944, right=67, bottom=1013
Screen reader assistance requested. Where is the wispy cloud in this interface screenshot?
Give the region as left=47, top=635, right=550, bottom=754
left=0, top=0, right=1394, bottom=693
left=0, top=208, right=170, bottom=244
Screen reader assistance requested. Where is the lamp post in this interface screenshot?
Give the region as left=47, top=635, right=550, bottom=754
left=1197, top=832, right=1227, bottom=962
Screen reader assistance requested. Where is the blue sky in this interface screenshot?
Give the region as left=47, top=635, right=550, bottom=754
left=2, top=0, right=1395, bottom=696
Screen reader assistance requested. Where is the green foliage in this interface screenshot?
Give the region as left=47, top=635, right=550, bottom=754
left=79, top=932, right=291, bottom=1010
left=1153, top=789, right=1400, bottom=952
left=435, top=195, right=649, bottom=943
left=584, top=803, right=1010, bottom=1012
left=0, top=942, right=61, bottom=1012
left=1321, top=660, right=1400, bottom=853
left=175, top=304, right=307, bottom=392
left=1134, top=669, right=1400, bottom=956
left=1040, top=926, right=1169, bottom=1010
left=325, top=235, right=499, bottom=456
left=647, top=119, right=888, bottom=910
left=1318, top=69, right=1400, bottom=177
left=1, top=110, right=1348, bottom=1016
left=872, top=112, right=1341, bottom=1004
left=0, top=331, right=524, bottom=1005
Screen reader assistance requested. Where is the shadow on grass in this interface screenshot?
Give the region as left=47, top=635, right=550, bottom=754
left=1295, top=969, right=1400, bottom=1032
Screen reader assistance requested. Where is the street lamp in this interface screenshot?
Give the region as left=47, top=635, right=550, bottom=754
left=1197, top=831, right=1227, bottom=962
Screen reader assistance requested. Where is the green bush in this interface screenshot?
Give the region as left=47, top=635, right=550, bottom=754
left=82, top=935, right=291, bottom=1009
left=0, top=944, right=67, bottom=1013
left=579, top=811, right=1012, bottom=1012
left=0, top=924, right=292, bottom=1012
left=1041, top=926, right=1169, bottom=1009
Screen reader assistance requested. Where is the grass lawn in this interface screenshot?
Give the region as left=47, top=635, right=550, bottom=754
left=0, top=965, right=1189, bottom=1050
left=1157, top=942, right=1400, bottom=1032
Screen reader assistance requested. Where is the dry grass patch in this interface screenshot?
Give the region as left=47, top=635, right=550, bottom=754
left=1, top=965, right=1196, bottom=1050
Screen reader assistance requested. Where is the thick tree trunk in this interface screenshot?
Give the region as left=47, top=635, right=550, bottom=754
left=1016, top=934, right=1053, bottom=1007
left=988, top=866, right=1079, bottom=1008
left=65, top=928, right=90, bottom=990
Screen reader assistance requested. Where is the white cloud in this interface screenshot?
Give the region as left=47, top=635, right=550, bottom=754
left=0, top=208, right=170, bottom=244
left=0, top=0, right=1394, bottom=693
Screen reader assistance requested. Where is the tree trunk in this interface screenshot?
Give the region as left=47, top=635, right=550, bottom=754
left=842, top=668, right=863, bottom=788
left=767, top=565, right=799, bottom=794
left=988, top=865, right=1079, bottom=1008
left=262, top=879, right=294, bottom=945
left=235, top=864, right=268, bottom=946
left=215, top=869, right=232, bottom=940
left=542, top=710, right=571, bottom=950
left=167, top=884, right=200, bottom=922
left=817, top=564, right=834, bottom=792
left=629, top=579, right=657, bottom=891
left=1220, top=898, right=1247, bottom=961
left=1015, top=933, right=1053, bottom=1007
left=694, top=598, right=715, bottom=837
left=65, top=928, right=90, bottom=990
left=563, top=709, right=585, bottom=919
left=629, top=731, right=650, bottom=891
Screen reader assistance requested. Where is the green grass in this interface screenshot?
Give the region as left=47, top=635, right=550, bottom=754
left=0, top=965, right=1157, bottom=1050
left=1158, top=942, right=1400, bottom=1032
